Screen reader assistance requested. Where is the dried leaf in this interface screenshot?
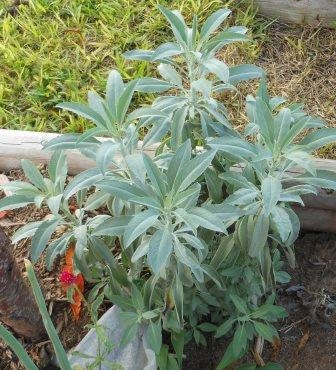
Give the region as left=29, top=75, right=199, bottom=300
left=298, top=330, right=310, bottom=351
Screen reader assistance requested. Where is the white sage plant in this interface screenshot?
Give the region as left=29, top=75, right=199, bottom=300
left=1, top=6, right=336, bottom=370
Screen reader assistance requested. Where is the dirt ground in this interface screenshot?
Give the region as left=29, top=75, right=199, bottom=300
left=183, top=232, right=336, bottom=370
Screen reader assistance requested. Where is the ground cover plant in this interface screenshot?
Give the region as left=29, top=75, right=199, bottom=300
left=1, top=4, right=336, bottom=370
left=0, top=0, right=268, bottom=132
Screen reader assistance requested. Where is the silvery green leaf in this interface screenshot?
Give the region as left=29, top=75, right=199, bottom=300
left=271, top=206, right=292, bottom=242
left=48, top=150, right=67, bottom=192
left=131, top=237, right=150, bottom=263
left=157, top=63, right=182, bottom=86
left=34, top=195, right=44, bottom=208
left=142, top=120, right=170, bottom=147
left=43, top=134, right=99, bottom=152
left=203, top=204, right=242, bottom=226
left=56, top=102, right=107, bottom=129
left=2, top=181, right=40, bottom=197
left=204, top=168, right=223, bottom=203
left=87, top=91, right=110, bottom=126
left=64, top=168, right=105, bottom=199
left=200, top=8, right=231, bottom=41
left=12, top=221, right=43, bottom=244
left=21, top=159, right=47, bottom=192
left=92, top=215, right=131, bottom=236
left=298, top=128, right=336, bottom=152
left=88, top=236, right=119, bottom=271
left=189, top=207, right=226, bottom=232
left=208, top=136, right=257, bottom=161
left=0, top=194, right=35, bottom=211
left=170, top=107, right=188, bottom=150
left=220, top=172, right=256, bottom=191
left=203, top=58, right=229, bottom=83
left=278, top=193, right=303, bottom=205
left=152, top=96, right=187, bottom=113
left=173, top=149, right=216, bottom=193
left=124, top=153, right=146, bottom=183
left=274, top=107, right=292, bottom=144
left=281, top=184, right=317, bottom=196
left=128, top=107, right=169, bottom=122
left=249, top=212, right=269, bottom=257
left=224, top=188, right=258, bottom=206
left=143, top=154, right=167, bottom=197
left=261, top=176, right=282, bottom=216
left=191, top=78, right=212, bottom=97
left=177, top=233, right=205, bottom=250
left=151, top=42, right=182, bottom=61
left=173, top=183, right=201, bottom=209
left=205, top=30, right=249, bottom=53
left=73, top=225, right=88, bottom=258
left=278, top=116, right=310, bottom=150
left=254, top=97, right=274, bottom=144
left=117, top=79, right=138, bottom=123
left=136, top=77, right=172, bottom=93
left=124, top=209, right=159, bottom=247
left=174, top=208, right=198, bottom=233
left=158, top=5, right=188, bottom=45
left=95, top=141, right=119, bottom=174
left=31, top=218, right=60, bottom=262
left=148, top=227, right=173, bottom=274
left=98, top=179, right=146, bottom=200
left=228, top=64, right=264, bottom=85
left=146, top=321, right=162, bottom=355
left=302, top=116, right=327, bottom=129
left=270, top=96, right=287, bottom=110
left=106, top=70, right=124, bottom=119
left=174, top=237, right=200, bottom=270
left=167, top=140, right=191, bottom=187
left=86, top=215, right=110, bottom=228
left=47, top=194, right=63, bottom=215
left=210, top=236, right=235, bottom=269
left=84, top=190, right=110, bottom=211
left=128, top=194, right=162, bottom=210
left=123, top=49, right=154, bottom=61
left=285, top=207, right=300, bottom=246
left=296, top=170, right=336, bottom=190
left=172, top=274, right=184, bottom=327
left=45, top=232, right=72, bottom=270
left=285, top=150, right=316, bottom=175
left=110, top=196, right=125, bottom=217
left=213, top=83, right=237, bottom=93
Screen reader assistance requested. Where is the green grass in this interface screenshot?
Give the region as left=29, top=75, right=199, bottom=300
left=0, top=0, right=268, bottom=133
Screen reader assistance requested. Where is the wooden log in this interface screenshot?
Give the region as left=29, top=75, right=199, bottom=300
left=292, top=206, right=336, bottom=232
left=254, top=0, right=336, bottom=27
left=0, top=229, right=46, bottom=340
left=0, top=129, right=156, bottom=175
left=2, top=129, right=336, bottom=232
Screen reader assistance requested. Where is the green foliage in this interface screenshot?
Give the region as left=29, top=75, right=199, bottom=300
left=0, top=0, right=266, bottom=132
left=1, top=4, right=336, bottom=369
left=124, top=5, right=264, bottom=147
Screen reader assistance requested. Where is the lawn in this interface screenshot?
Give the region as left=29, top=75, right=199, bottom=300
left=0, top=0, right=268, bottom=133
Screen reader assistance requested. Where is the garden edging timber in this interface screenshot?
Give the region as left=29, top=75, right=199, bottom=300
left=1, top=129, right=335, bottom=232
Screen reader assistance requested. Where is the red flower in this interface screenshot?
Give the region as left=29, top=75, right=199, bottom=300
left=59, top=270, right=77, bottom=286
